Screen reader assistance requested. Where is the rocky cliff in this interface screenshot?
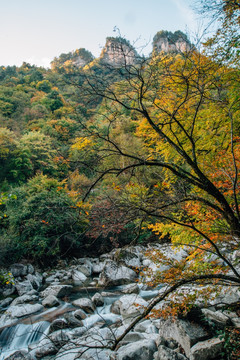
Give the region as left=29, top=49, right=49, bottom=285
left=99, top=37, right=139, bottom=66
left=152, top=30, right=192, bottom=54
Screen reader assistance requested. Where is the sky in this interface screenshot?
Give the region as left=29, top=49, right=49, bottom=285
left=0, top=0, right=201, bottom=68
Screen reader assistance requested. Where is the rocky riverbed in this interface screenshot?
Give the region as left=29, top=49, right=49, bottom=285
left=0, top=244, right=239, bottom=360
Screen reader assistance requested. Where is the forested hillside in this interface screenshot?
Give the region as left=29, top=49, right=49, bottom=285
left=0, top=1, right=240, bottom=324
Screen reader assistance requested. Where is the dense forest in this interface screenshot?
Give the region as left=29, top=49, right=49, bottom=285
left=0, top=0, right=240, bottom=338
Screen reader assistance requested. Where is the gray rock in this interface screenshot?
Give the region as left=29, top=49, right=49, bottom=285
left=26, top=273, right=42, bottom=290
left=98, top=261, right=137, bottom=287
left=64, top=312, right=83, bottom=328
left=15, top=280, right=33, bottom=295
left=134, top=319, right=158, bottom=334
left=34, top=337, right=57, bottom=358
left=77, top=264, right=92, bottom=277
left=190, top=337, right=224, bottom=360
left=116, top=339, right=157, bottom=360
left=42, top=295, right=60, bottom=307
left=6, top=303, right=44, bottom=318
left=2, top=285, right=16, bottom=297
left=118, top=331, right=146, bottom=345
left=71, top=269, right=87, bottom=284
left=72, top=297, right=96, bottom=313
left=92, top=262, right=105, bottom=274
left=154, top=345, right=187, bottom=360
left=49, top=318, right=68, bottom=333
left=111, top=299, right=121, bottom=314
left=49, top=330, right=71, bottom=347
left=202, top=308, right=230, bottom=326
left=122, top=283, right=139, bottom=294
left=115, top=249, right=142, bottom=268
left=40, top=284, right=73, bottom=298
left=118, top=294, right=148, bottom=324
left=5, top=350, right=34, bottom=360
left=11, top=294, right=38, bottom=306
left=74, top=308, right=87, bottom=320
left=10, top=264, right=28, bottom=277
left=27, top=264, right=35, bottom=274
left=0, top=297, right=13, bottom=308
left=158, top=319, right=210, bottom=358
left=92, top=292, right=104, bottom=306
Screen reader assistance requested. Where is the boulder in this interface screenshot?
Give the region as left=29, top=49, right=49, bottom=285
left=26, top=273, right=42, bottom=290
left=158, top=319, right=210, bottom=358
left=15, top=280, right=33, bottom=295
left=6, top=303, right=43, bottom=318
left=122, top=283, right=139, bottom=294
left=154, top=345, right=187, bottom=360
left=74, top=308, right=87, bottom=320
left=134, top=319, right=158, bottom=334
left=34, top=337, right=57, bottom=358
left=72, top=297, right=96, bottom=313
left=42, top=295, right=60, bottom=307
left=98, top=261, right=137, bottom=287
left=71, top=269, right=87, bottom=284
left=64, top=312, right=83, bottom=328
left=118, top=294, right=148, bottom=324
left=202, top=308, right=230, bottom=326
left=92, top=261, right=105, bottom=274
left=92, top=292, right=104, bottom=306
left=190, top=337, right=224, bottom=360
left=5, top=351, right=34, bottom=360
left=40, top=284, right=73, bottom=298
left=10, top=263, right=28, bottom=277
left=116, top=339, right=157, bottom=360
left=0, top=297, right=13, bottom=308
left=114, top=249, right=142, bottom=268
left=49, top=318, right=68, bottom=333
left=11, top=294, right=38, bottom=306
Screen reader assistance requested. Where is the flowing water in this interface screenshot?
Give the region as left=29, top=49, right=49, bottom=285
left=0, top=285, right=159, bottom=359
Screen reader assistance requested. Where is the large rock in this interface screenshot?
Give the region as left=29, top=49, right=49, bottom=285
left=40, top=284, right=73, bottom=298
left=10, top=264, right=28, bottom=277
left=190, top=337, right=224, bottom=360
left=49, top=318, right=68, bottom=333
left=116, top=339, right=157, bottom=360
left=64, top=312, right=83, bottom=328
left=42, top=295, right=60, bottom=307
left=98, top=261, right=137, bottom=287
left=114, top=249, right=142, bottom=268
left=11, top=294, right=38, bottom=306
left=5, top=351, right=34, bottom=360
left=71, top=269, right=87, bottom=284
left=154, top=345, right=187, bottom=360
left=15, top=280, right=33, bottom=295
left=5, top=303, right=44, bottom=318
left=92, top=292, right=104, bottom=306
left=118, top=294, right=148, bottom=324
left=158, top=319, right=210, bottom=358
left=26, top=273, right=42, bottom=290
left=72, top=297, right=96, bottom=313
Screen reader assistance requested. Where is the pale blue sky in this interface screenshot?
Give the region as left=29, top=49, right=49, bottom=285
left=0, top=0, right=200, bottom=68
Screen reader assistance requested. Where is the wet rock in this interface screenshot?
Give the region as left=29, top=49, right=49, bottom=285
left=74, top=308, right=87, bottom=320
left=5, top=350, right=34, bottom=360
left=34, top=337, right=57, bottom=358
left=11, top=294, right=38, bottom=306
left=118, top=294, right=148, bottom=324
left=92, top=292, right=104, bottom=306
left=98, top=261, right=137, bottom=287
left=72, top=297, right=96, bottom=313
left=42, top=295, right=60, bottom=307
left=114, top=248, right=142, bottom=268
left=49, top=318, right=68, bottom=333
left=40, top=284, right=73, bottom=298
left=49, top=329, right=71, bottom=347
left=122, top=283, right=139, bottom=294
left=71, top=269, right=87, bottom=284
left=190, top=337, right=224, bottom=360
left=64, top=312, right=83, bottom=328
left=0, top=297, right=13, bottom=308
left=6, top=303, right=44, bottom=318
left=116, top=339, right=157, bottom=360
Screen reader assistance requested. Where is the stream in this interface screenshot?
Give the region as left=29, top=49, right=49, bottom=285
left=0, top=284, right=159, bottom=359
